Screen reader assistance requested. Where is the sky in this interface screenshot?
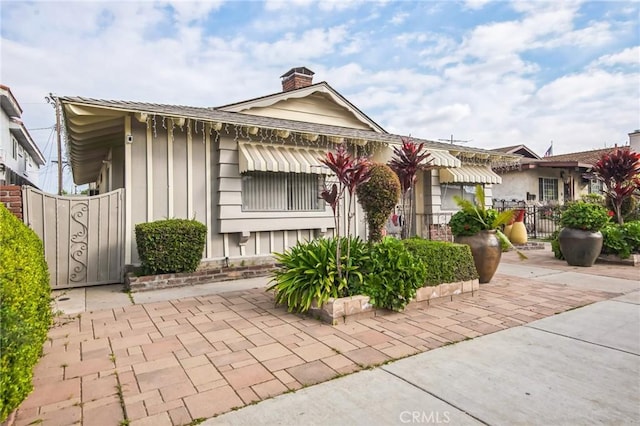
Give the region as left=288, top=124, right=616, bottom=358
left=1, top=0, right=639, bottom=194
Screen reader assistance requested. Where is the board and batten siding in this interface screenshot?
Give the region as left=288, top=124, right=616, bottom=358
left=118, top=118, right=344, bottom=265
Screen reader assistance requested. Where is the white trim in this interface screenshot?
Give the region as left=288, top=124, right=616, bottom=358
left=124, top=115, right=132, bottom=264
left=167, top=121, right=174, bottom=217
left=270, top=231, right=275, bottom=253
left=205, top=130, right=212, bottom=258
left=217, top=82, right=386, bottom=133
left=223, top=233, right=229, bottom=258
left=187, top=123, right=193, bottom=218
left=146, top=123, right=153, bottom=221
left=255, top=231, right=261, bottom=254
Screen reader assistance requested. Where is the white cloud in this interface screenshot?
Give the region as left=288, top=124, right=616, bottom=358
left=264, top=0, right=314, bottom=11
left=592, top=46, right=640, bottom=67
left=464, top=0, right=493, bottom=10
left=1, top=0, right=638, bottom=194
left=390, top=12, right=409, bottom=25
left=249, top=26, right=349, bottom=65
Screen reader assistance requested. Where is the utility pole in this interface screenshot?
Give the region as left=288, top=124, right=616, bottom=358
left=54, top=96, right=63, bottom=195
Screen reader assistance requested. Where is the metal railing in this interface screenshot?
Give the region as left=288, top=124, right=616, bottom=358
left=420, top=205, right=562, bottom=242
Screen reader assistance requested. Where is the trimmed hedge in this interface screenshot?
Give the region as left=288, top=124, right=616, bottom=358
left=0, top=204, right=51, bottom=421
left=135, top=219, right=207, bottom=275
left=402, top=237, right=479, bottom=285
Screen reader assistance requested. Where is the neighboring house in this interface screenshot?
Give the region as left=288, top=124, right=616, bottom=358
left=58, top=67, right=519, bottom=266
left=491, top=144, right=630, bottom=206
left=0, top=85, right=46, bottom=188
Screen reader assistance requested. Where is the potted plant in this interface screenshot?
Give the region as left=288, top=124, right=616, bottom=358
left=558, top=201, right=611, bottom=266
left=449, top=185, right=524, bottom=283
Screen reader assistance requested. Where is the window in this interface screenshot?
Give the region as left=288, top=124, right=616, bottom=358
left=441, top=184, right=478, bottom=210
left=589, top=179, right=603, bottom=195
left=242, top=172, right=325, bottom=211
left=538, top=178, right=558, bottom=202
left=11, top=137, right=18, bottom=160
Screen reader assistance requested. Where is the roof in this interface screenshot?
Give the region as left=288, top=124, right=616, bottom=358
left=215, top=81, right=387, bottom=133
left=59, top=96, right=521, bottom=184
left=543, top=146, right=629, bottom=165
left=1, top=85, right=46, bottom=165
left=492, top=144, right=540, bottom=159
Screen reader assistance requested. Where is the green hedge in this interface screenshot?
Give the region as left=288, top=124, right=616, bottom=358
left=135, top=219, right=207, bottom=275
left=402, top=237, right=478, bottom=285
left=0, top=204, right=51, bottom=421
left=360, top=237, right=427, bottom=311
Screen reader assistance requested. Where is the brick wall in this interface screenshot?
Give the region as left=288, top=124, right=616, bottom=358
left=0, top=185, right=23, bottom=219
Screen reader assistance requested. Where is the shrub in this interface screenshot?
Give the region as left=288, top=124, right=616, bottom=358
left=0, top=204, right=51, bottom=421
left=135, top=219, right=206, bottom=275
left=550, top=230, right=564, bottom=260
left=559, top=201, right=610, bottom=232
left=360, top=237, right=427, bottom=311
left=356, top=163, right=401, bottom=242
left=402, top=237, right=478, bottom=285
left=268, top=237, right=369, bottom=312
left=601, top=221, right=640, bottom=259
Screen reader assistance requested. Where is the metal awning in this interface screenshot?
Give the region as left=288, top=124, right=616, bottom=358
left=424, top=149, right=461, bottom=168
left=238, top=142, right=332, bottom=175
left=439, top=165, right=502, bottom=184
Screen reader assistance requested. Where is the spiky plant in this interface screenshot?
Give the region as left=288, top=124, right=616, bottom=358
left=319, top=144, right=371, bottom=281
left=388, top=137, right=433, bottom=238
left=592, top=148, right=640, bottom=225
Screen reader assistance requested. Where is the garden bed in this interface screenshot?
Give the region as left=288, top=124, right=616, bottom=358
left=309, top=279, right=479, bottom=325
left=597, top=253, right=640, bottom=267
left=125, top=258, right=279, bottom=292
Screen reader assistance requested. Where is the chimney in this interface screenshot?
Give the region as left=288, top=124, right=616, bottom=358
left=281, top=67, right=314, bottom=92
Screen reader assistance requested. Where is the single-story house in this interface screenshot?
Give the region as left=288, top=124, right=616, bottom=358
left=491, top=142, right=637, bottom=207
left=58, top=67, right=519, bottom=267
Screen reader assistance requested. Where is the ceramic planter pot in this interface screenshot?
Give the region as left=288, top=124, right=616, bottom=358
left=558, top=227, right=603, bottom=267
left=454, top=230, right=502, bottom=283
left=510, top=221, right=528, bottom=244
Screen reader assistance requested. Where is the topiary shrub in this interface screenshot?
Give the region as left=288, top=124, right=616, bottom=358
left=402, top=237, right=478, bottom=285
left=356, top=163, right=401, bottom=242
left=135, top=219, right=207, bottom=275
left=0, top=204, right=51, bottom=421
left=360, top=237, right=427, bottom=311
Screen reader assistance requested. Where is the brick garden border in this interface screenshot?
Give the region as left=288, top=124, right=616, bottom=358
left=309, top=279, right=479, bottom=325
left=125, top=262, right=279, bottom=292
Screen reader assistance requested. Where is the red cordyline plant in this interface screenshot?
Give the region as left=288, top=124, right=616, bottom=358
left=591, top=148, right=640, bottom=225
left=319, top=144, right=371, bottom=281
left=388, top=137, right=433, bottom=238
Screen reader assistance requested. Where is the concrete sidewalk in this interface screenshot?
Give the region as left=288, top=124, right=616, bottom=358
left=206, top=290, right=640, bottom=425
left=16, top=247, right=640, bottom=426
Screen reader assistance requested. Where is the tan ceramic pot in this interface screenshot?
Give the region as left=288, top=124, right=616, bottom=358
left=454, top=230, right=502, bottom=283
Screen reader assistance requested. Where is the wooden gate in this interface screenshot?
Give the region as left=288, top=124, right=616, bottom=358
left=22, top=187, right=124, bottom=289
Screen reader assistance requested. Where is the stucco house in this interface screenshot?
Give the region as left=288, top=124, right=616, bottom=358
left=57, top=67, right=519, bottom=268
left=0, top=85, right=46, bottom=188
left=492, top=142, right=637, bottom=207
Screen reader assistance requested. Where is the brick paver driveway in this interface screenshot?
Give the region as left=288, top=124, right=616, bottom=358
left=14, top=249, right=629, bottom=425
